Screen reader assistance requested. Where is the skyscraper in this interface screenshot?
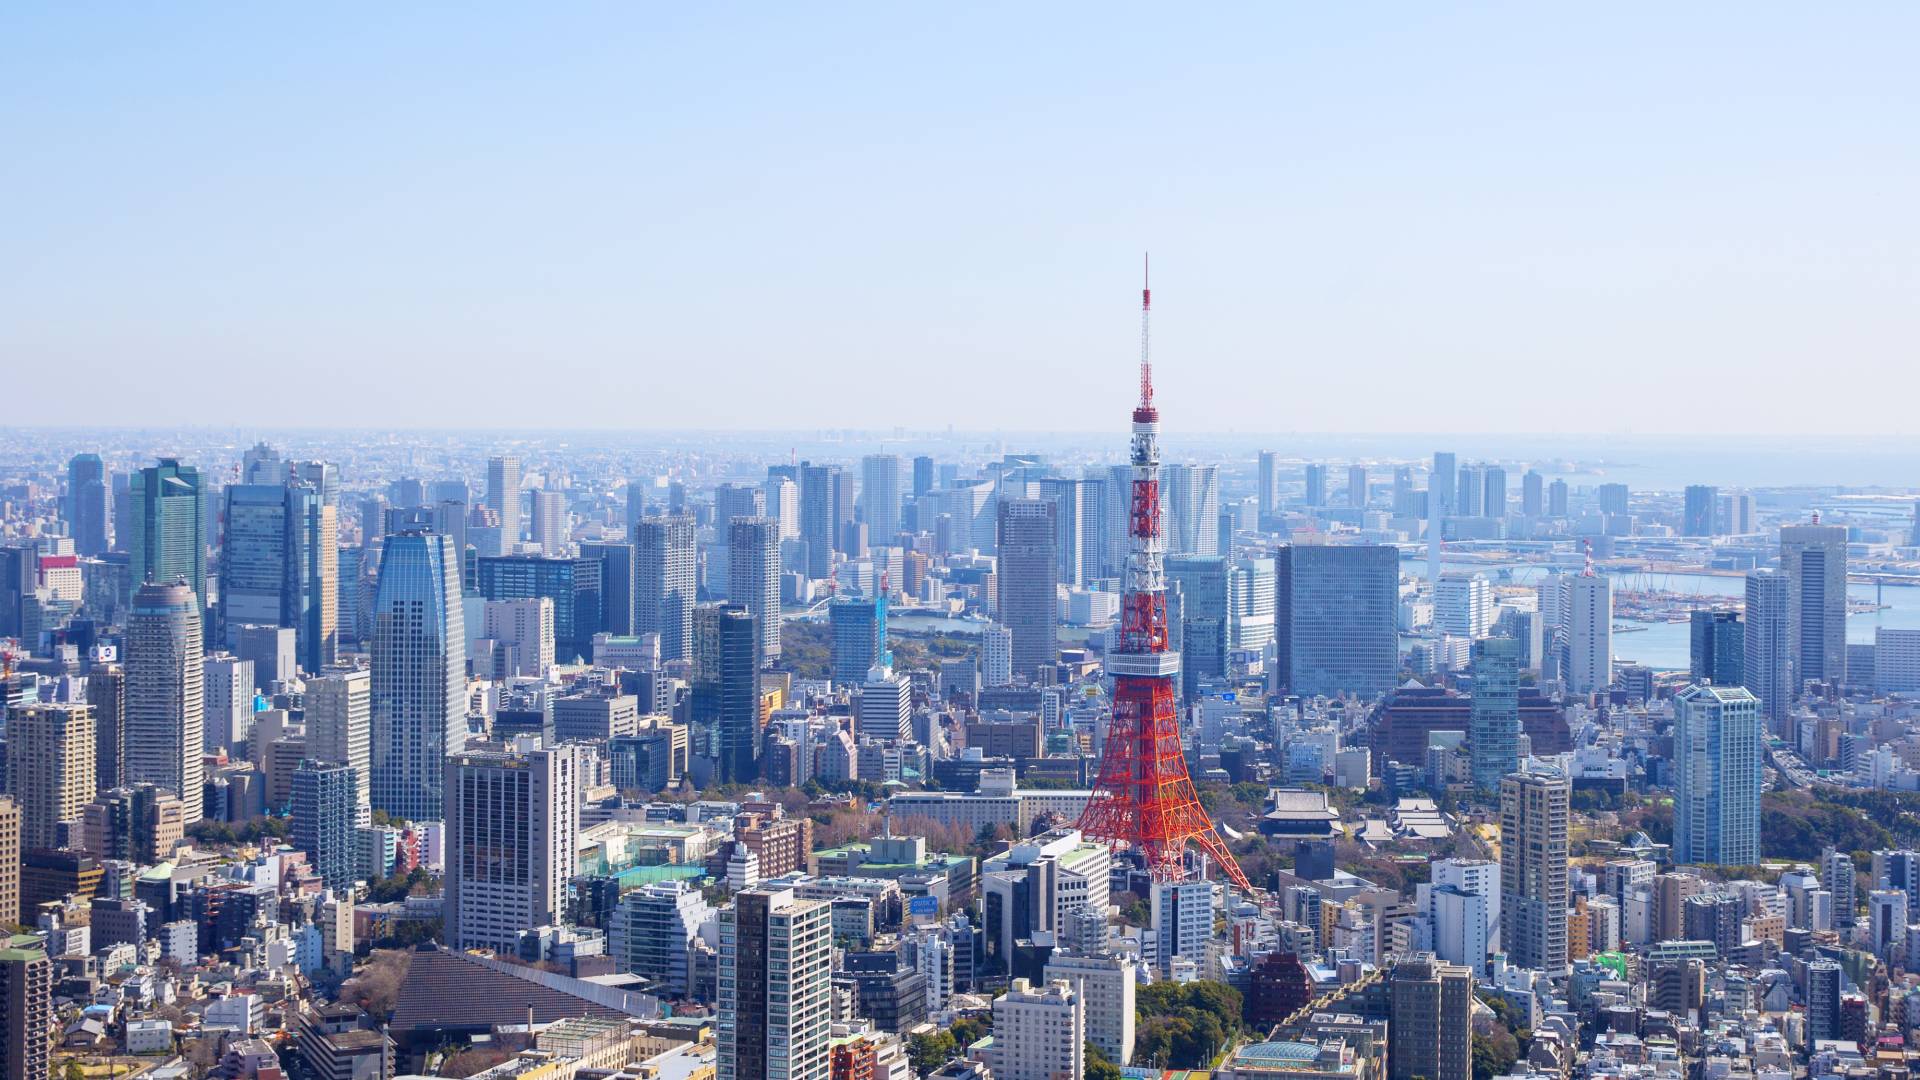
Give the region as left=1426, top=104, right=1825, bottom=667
left=486, top=455, right=523, bottom=543
left=218, top=480, right=338, bottom=671
left=859, top=666, right=911, bottom=742
left=1280, top=545, right=1400, bottom=698
left=305, top=669, right=372, bottom=827
left=830, top=597, right=886, bottom=688
left=369, top=531, right=466, bottom=823
left=1547, top=478, right=1569, bottom=517
left=912, top=456, right=935, bottom=499
left=445, top=745, right=584, bottom=951
left=800, top=463, right=846, bottom=579
left=475, top=554, right=602, bottom=662
left=1481, top=466, right=1506, bottom=518
left=125, top=582, right=205, bottom=824
left=1672, top=684, right=1762, bottom=867
left=1806, top=959, right=1843, bottom=1043
left=991, top=978, right=1085, bottom=1080
left=5, top=703, right=95, bottom=850
left=1683, top=485, right=1718, bottom=537
left=1347, top=464, right=1368, bottom=509
left=66, top=453, right=109, bottom=557
left=718, top=888, right=832, bottom=1080
left=1743, top=569, right=1792, bottom=734
left=129, top=458, right=206, bottom=611
left=860, top=455, right=902, bottom=541
left=1304, top=463, right=1327, bottom=508
left=0, top=933, right=53, bottom=1080
left=1500, top=763, right=1570, bottom=973
left=981, top=623, right=1013, bottom=688
left=1781, top=523, right=1848, bottom=690
left=1689, top=611, right=1744, bottom=687
left=1162, top=464, right=1219, bottom=555
left=996, top=499, right=1058, bottom=683
left=1468, top=637, right=1521, bottom=791
left=291, top=761, right=359, bottom=891
left=1568, top=573, right=1613, bottom=696
left=728, top=517, right=782, bottom=661
left=1227, top=556, right=1277, bottom=652
left=1520, top=470, right=1544, bottom=518
left=1388, top=953, right=1472, bottom=1080
left=634, top=516, right=697, bottom=661
left=84, top=667, right=124, bottom=793
left=1166, top=555, right=1228, bottom=697
left=1037, top=477, right=1100, bottom=587
left=1257, top=451, right=1278, bottom=526
left=579, top=540, right=636, bottom=636
left=696, top=604, right=762, bottom=785
left=529, top=489, right=567, bottom=554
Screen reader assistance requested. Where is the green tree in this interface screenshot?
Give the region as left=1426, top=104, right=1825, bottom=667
left=1472, top=1032, right=1519, bottom=1080
left=1086, top=1042, right=1122, bottom=1080
left=908, top=1031, right=956, bottom=1075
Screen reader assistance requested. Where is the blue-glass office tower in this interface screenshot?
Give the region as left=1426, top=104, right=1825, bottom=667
left=1166, top=554, right=1228, bottom=700
left=67, top=453, right=109, bottom=557
left=1673, top=684, right=1763, bottom=866
left=219, top=481, right=338, bottom=670
left=1280, top=545, right=1400, bottom=698
left=695, top=603, right=761, bottom=784
left=800, top=464, right=847, bottom=578
left=830, top=597, right=886, bottom=688
left=476, top=555, right=603, bottom=663
left=292, top=761, right=359, bottom=890
left=370, top=531, right=466, bottom=823
left=581, top=541, right=636, bottom=637
left=1469, top=636, right=1522, bottom=790
left=130, top=458, right=206, bottom=611
left=1689, top=611, right=1744, bottom=687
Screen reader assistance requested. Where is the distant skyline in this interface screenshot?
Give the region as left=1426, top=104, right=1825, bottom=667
left=5, top=5, right=1917, bottom=433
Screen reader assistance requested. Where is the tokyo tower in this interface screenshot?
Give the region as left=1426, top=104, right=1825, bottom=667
left=1074, top=259, right=1252, bottom=893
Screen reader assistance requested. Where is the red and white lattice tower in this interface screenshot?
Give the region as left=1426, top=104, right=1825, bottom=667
left=1074, top=258, right=1252, bottom=893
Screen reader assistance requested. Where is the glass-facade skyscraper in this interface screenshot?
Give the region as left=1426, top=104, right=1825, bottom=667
left=1468, top=636, right=1521, bottom=791
left=370, top=530, right=466, bottom=823
left=1281, top=544, right=1399, bottom=697
left=129, top=458, right=206, bottom=611
left=1673, top=683, right=1763, bottom=867
left=218, top=480, right=338, bottom=670
left=66, top=453, right=109, bottom=557
left=634, top=516, right=697, bottom=661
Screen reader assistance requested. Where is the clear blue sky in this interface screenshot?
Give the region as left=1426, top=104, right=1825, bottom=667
left=5, top=5, right=1916, bottom=434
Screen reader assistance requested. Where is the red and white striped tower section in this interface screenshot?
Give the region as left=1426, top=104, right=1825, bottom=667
left=1075, top=259, right=1252, bottom=893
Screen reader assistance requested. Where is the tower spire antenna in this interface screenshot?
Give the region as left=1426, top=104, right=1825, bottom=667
left=1139, top=252, right=1153, bottom=411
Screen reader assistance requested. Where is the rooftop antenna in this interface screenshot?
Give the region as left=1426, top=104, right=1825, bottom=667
left=1583, top=537, right=1596, bottom=578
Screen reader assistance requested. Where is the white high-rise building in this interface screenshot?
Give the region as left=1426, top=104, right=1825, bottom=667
left=992, top=979, right=1084, bottom=1080
left=1415, top=859, right=1500, bottom=974
left=858, top=666, right=911, bottom=742
left=487, top=455, right=524, bottom=542
left=444, top=744, right=584, bottom=951
left=480, top=597, right=555, bottom=678
left=1434, top=573, right=1494, bottom=639
left=1044, top=951, right=1137, bottom=1066
left=306, top=668, right=373, bottom=827
left=860, top=455, right=902, bottom=541
left=529, top=489, right=567, bottom=555
left=126, top=581, right=206, bottom=824
left=1151, top=880, right=1216, bottom=978
left=764, top=476, right=800, bottom=540
left=1162, top=464, right=1220, bottom=556
left=1568, top=574, right=1613, bottom=696
left=982, top=623, right=1014, bottom=688
left=728, top=518, right=782, bottom=661
left=718, top=888, right=832, bottom=1080
left=610, top=880, right=712, bottom=999
left=1744, top=569, right=1792, bottom=733
left=202, top=653, right=256, bottom=753
left=1874, top=628, right=1920, bottom=695
left=1228, top=556, right=1276, bottom=651
left=1673, top=684, right=1763, bottom=867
